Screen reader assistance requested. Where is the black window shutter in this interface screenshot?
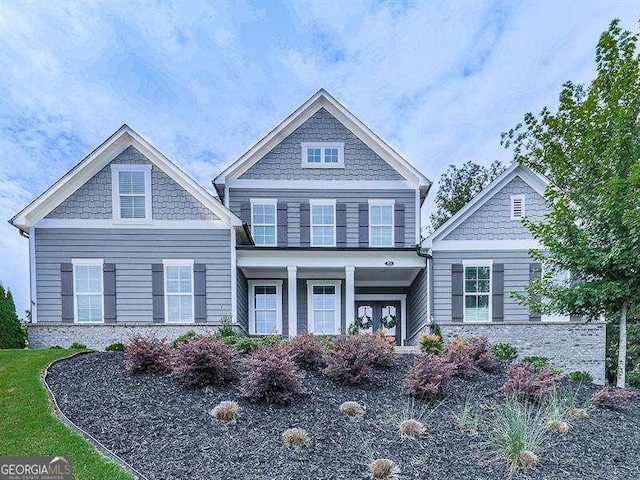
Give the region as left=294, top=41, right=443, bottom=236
left=492, top=264, right=504, bottom=321
left=277, top=203, right=287, bottom=247
left=152, top=264, right=164, bottom=323
left=61, top=263, right=74, bottom=323
left=240, top=202, right=251, bottom=228
left=300, top=202, right=310, bottom=247
left=394, top=203, right=405, bottom=247
left=336, top=203, right=347, bottom=247
left=194, top=264, right=206, bottom=322
left=359, top=203, right=369, bottom=247
left=529, top=263, right=542, bottom=321
left=103, top=263, right=116, bottom=324
left=451, top=264, right=464, bottom=321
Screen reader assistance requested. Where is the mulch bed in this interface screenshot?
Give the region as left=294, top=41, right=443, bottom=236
left=46, top=352, right=640, bottom=480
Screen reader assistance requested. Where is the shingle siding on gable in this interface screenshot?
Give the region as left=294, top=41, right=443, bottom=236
left=238, top=108, right=405, bottom=181
left=46, top=146, right=218, bottom=220
left=443, top=176, right=548, bottom=241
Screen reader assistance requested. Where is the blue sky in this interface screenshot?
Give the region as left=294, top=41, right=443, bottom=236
left=0, top=1, right=637, bottom=314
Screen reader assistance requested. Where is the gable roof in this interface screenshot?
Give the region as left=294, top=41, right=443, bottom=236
left=423, top=162, right=549, bottom=247
left=10, top=125, right=242, bottom=233
left=213, top=89, right=431, bottom=197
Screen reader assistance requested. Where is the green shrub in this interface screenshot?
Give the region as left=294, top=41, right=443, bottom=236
left=522, top=356, right=549, bottom=370
left=567, top=371, right=593, bottom=383
left=432, top=323, right=442, bottom=338
left=171, top=330, right=200, bottom=348
left=627, top=370, right=640, bottom=389
left=69, top=342, right=87, bottom=349
left=550, top=367, right=563, bottom=376
left=49, top=345, right=63, bottom=349
left=231, top=337, right=263, bottom=354
left=492, top=343, right=518, bottom=362
left=418, top=333, right=443, bottom=355
left=105, top=342, right=125, bottom=352
left=218, top=313, right=236, bottom=338
left=0, top=284, right=27, bottom=349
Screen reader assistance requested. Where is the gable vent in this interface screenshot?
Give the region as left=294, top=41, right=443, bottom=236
left=511, top=195, right=525, bottom=220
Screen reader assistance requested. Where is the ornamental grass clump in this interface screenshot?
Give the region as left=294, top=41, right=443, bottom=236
left=502, top=362, right=557, bottom=401
left=287, top=332, right=329, bottom=370
left=546, top=388, right=570, bottom=434
left=239, top=344, right=306, bottom=404
left=399, top=418, right=425, bottom=439
left=171, top=336, right=236, bottom=387
left=453, top=391, right=479, bottom=435
left=404, top=354, right=456, bottom=399
left=209, top=401, right=239, bottom=423
left=339, top=401, right=366, bottom=418
left=591, top=387, right=635, bottom=409
left=282, top=427, right=309, bottom=448
left=124, top=334, right=171, bottom=374
left=369, top=458, right=400, bottom=480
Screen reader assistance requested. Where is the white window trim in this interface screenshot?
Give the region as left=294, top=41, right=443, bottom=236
left=368, top=199, right=395, bottom=247
left=462, top=259, right=493, bottom=323
left=72, top=258, right=104, bottom=324
left=248, top=280, right=283, bottom=335
left=163, top=259, right=195, bottom=324
left=301, top=142, right=345, bottom=168
left=309, top=199, right=337, bottom=247
left=510, top=194, right=526, bottom=220
left=541, top=266, right=571, bottom=323
left=111, top=164, right=152, bottom=223
left=307, top=280, right=342, bottom=334
left=250, top=198, right=278, bottom=247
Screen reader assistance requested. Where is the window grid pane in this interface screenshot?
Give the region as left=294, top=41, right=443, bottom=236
left=324, top=148, right=339, bottom=163
left=312, top=285, right=337, bottom=334
left=166, top=265, right=193, bottom=322
left=464, top=265, right=491, bottom=321
left=75, top=265, right=102, bottom=322
left=118, top=171, right=146, bottom=219
left=252, top=204, right=277, bottom=246
left=254, top=285, right=278, bottom=334
left=311, top=204, right=335, bottom=246
left=307, top=148, right=322, bottom=163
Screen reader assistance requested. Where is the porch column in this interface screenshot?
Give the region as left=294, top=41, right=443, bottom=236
left=345, top=266, right=355, bottom=334
left=287, top=266, right=298, bottom=337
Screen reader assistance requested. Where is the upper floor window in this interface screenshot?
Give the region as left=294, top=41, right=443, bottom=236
left=164, top=259, right=194, bottom=323
left=310, top=199, right=336, bottom=247
left=301, top=142, right=344, bottom=168
left=510, top=194, right=525, bottom=220
left=251, top=199, right=277, bottom=246
left=72, top=259, right=103, bottom=323
left=111, top=164, right=152, bottom=221
left=369, top=200, right=394, bottom=247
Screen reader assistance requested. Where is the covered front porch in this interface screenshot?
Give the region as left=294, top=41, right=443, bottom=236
left=236, top=249, right=426, bottom=345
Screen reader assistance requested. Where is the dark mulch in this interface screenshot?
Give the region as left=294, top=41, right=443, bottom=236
left=47, top=353, right=640, bottom=480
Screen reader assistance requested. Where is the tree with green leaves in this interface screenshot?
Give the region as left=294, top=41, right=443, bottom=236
left=429, top=160, right=505, bottom=232
left=503, top=19, right=639, bottom=387
left=0, top=284, right=27, bottom=349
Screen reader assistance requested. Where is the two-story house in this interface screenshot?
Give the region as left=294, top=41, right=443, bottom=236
left=10, top=89, right=604, bottom=382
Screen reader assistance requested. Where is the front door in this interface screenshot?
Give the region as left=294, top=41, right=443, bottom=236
left=355, top=301, right=401, bottom=345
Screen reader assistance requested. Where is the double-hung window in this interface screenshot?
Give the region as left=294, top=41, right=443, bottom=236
left=541, top=267, right=571, bottom=322
left=301, top=142, right=344, bottom=168
left=73, top=259, right=103, bottom=323
left=307, top=281, right=341, bottom=334
left=111, top=164, right=152, bottom=221
left=310, top=200, right=336, bottom=247
left=164, top=260, right=194, bottom=323
left=251, top=199, right=277, bottom=246
left=463, top=261, right=492, bottom=322
left=369, top=200, right=394, bottom=247
left=248, top=281, right=282, bottom=334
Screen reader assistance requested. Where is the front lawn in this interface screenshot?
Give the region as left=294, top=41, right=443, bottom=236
left=0, top=349, right=133, bottom=480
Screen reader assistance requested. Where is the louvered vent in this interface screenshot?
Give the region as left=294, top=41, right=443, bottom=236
left=511, top=195, right=525, bottom=219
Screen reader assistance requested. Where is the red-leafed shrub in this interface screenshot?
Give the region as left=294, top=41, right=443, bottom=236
left=467, top=336, right=499, bottom=372
left=171, top=336, right=236, bottom=387
left=323, top=334, right=394, bottom=384
left=239, top=344, right=306, bottom=404
left=361, top=332, right=396, bottom=368
left=502, top=362, right=557, bottom=400
left=441, top=338, right=477, bottom=378
left=124, top=334, right=171, bottom=374
left=404, top=354, right=457, bottom=399
left=591, top=387, right=636, bottom=409
left=287, top=332, right=329, bottom=370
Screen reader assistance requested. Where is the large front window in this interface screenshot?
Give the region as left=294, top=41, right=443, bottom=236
left=251, top=200, right=277, bottom=246
left=249, top=282, right=282, bottom=334
left=369, top=201, right=394, bottom=247
left=164, top=261, right=194, bottom=322
left=464, top=264, right=491, bottom=322
left=310, top=201, right=336, bottom=247
left=73, top=260, right=103, bottom=323
left=308, top=281, right=341, bottom=334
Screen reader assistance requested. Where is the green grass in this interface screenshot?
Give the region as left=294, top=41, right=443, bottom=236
left=0, top=349, right=133, bottom=480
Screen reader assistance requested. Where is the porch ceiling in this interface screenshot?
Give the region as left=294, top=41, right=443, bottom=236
left=240, top=266, right=420, bottom=286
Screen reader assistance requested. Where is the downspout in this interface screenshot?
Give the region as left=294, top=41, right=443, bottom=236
left=415, top=245, right=433, bottom=336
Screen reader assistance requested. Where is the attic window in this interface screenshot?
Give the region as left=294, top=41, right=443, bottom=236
left=510, top=195, right=525, bottom=220
left=111, top=164, right=152, bottom=221
left=301, top=142, right=344, bottom=168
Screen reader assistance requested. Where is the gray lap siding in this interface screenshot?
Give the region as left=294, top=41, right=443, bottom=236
left=34, top=228, right=232, bottom=323
left=229, top=188, right=416, bottom=247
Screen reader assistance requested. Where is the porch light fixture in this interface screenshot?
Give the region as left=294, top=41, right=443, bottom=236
left=385, top=261, right=395, bottom=266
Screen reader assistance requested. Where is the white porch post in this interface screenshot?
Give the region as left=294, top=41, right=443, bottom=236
left=287, top=266, right=298, bottom=337
left=345, top=266, right=355, bottom=334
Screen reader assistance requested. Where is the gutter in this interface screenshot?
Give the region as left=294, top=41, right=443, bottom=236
left=415, top=244, right=434, bottom=335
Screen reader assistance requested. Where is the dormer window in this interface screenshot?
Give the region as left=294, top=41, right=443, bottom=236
left=301, top=142, right=344, bottom=168
left=510, top=194, right=525, bottom=220
left=111, top=164, right=152, bottom=221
